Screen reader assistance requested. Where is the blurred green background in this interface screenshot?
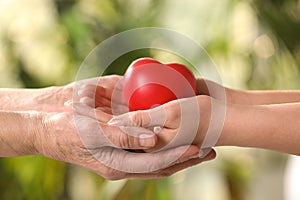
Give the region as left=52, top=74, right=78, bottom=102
left=0, top=0, right=299, bottom=200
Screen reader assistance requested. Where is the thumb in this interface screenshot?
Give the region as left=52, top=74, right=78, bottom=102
left=108, top=106, right=167, bottom=128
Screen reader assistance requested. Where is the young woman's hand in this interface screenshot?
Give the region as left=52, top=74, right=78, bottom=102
left=109, top=93, right=300, bottom=156
left=107, top=95, right=225, bottom=156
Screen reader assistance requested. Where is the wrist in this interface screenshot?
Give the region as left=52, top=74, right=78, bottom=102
left=216, top=103, right=264, bottom=147
left=195, top=95, right=212, bottom=145
left=32, top=85, right=72, bottom=112
left=0, top=86, right=71, bottom=112
left=196, top=78, right=238, bottom=104
left=197, top=96, right=230, bottom=148
left=27, top=85, right=72, bottom=112
left=215, top=102, right=239, bottom=146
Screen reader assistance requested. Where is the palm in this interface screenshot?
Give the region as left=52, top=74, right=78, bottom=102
left=73, top=75, right=128, bottom=117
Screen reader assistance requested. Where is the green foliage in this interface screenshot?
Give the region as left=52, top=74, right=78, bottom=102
left=0, top=156, right=66, bottom=200
left=0, top=0, right=299, bottom=199
left=114, top=179, right=171, bottom=200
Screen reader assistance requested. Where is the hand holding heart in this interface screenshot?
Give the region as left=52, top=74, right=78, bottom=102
left=70, top=59, right=217, bottom=178
left=72, top=74, right=216, bottom=179
left=108, top=95, right=220, bottom=155
left=109, top=58, right=221, bottom=155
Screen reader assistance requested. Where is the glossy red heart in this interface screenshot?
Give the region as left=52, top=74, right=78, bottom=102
left=123, top=57, right=196, bottom=111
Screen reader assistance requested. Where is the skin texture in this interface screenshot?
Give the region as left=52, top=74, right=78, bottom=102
left=0, top=75, right=216, bottom=180
left=109, top=78, right=300, bottom=156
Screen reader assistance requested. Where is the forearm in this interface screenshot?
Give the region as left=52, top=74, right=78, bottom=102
left=0, top=110, right=42, bottom=157
left=0, top=86, right=70, bottom=112
left=197, top=78, right=300, bottom=105
left=219, top=102, right=300, bottom=155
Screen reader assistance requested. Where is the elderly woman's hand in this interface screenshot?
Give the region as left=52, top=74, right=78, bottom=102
left=34, top=109, right=215, bottom=180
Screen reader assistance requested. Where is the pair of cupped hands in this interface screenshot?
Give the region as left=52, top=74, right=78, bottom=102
left=37, top=75, right=217, bottom=180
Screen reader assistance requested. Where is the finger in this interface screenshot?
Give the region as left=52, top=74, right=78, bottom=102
left=108, top=105, right=167, bottom=127
left=91, top=148, right=216, bottom=180
left=73, top=104, right=157, bottom=150
left=74, top=98, right=123, bottom=119
left=77, top=84, right=97, bottom=98
left=95, top=85, right=110, bottom=101
left=74, top=101, right=195, bottom=153
left=95, top=107, right=130, bottom=122
left=76, top=75, right=123, bottom=99
left=167, top=148, right=216, bottom=168
left=102, top=158, right=204, bottom=180
left=143, top=128, right=177, bottom=152
left=95, top=95, right=111, bottom=108
left=95, top=108, right=113, bottom=122
left=125, top=159, right=203, bottom=179
left=97, top=84, right=124, bottom=102
left=110, top=103, right=129, bottom=115
left=73, top=102, right=95, bottom=118
left=79, top=97, right=95, bottom=108
left=96, top=76, right=124, bottom=100
left=76, top=84, right=120, bottom=106
left=113, top=76, right=124, bottom=90
left=93, top=145, right=200, bottom=173
left=124, top=149, right=216, bottom=179
left=94, top=93, right=127, bottom=110
left=95, top=103, right=129, bottom=117
left=73, top=78, right=98, bottom=101
left=77, top=82, right=128, bottom=111
left=96, top=106, right=113, bottom=115
left=101, top=124, right=157, bottom=149
left=73, top=102, right=114, bottom=120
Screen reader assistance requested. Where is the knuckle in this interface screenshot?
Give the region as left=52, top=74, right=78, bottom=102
left=130, top=112, right=144, bottom=126
left=164, top=101, right=180, bottom=120
left=118, top=132, right=131, bottom=149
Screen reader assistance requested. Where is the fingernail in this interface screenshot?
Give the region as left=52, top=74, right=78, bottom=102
left=139, top=134, right=155, bottom=148
left=153, top=126, right=161, bottom=133
left=199, top=148, right=212, bottom=158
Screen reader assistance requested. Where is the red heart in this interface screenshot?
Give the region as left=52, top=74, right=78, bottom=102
left=123, top=57, right=196, bottom=111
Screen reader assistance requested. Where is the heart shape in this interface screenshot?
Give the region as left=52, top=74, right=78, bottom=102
left=123, top=57, right=197, bottom=111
